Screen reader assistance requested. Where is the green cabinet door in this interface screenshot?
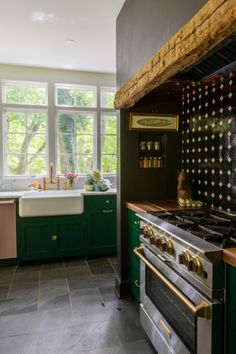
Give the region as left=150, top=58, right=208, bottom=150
left=18, top=218, right=56, bottom=261
left=89, top=210, right=117, bottom=255
left=55, top=216, right=86, bottom=257
left=84, top=195, right=117, bottom=256
left=128, top=209, right=140, bottom=302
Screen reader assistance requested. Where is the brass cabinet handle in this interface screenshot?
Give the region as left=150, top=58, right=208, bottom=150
left=106, top=200, right=110, bottom=203
left=134, top=246, right=211, bottom=320
left=134, top=279, right=140, bottom=288
left=51, top=235, right=58, bottom=241
left=134, top=221, right=139, bottom=225
left=102, top=210, right=113, bottom=213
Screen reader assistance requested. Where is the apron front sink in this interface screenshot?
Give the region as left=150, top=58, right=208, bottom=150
left=19, top=190, right=84, bottom=217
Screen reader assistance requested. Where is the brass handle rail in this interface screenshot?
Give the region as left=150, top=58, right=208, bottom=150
left=134, top=246, right=211, bottom=320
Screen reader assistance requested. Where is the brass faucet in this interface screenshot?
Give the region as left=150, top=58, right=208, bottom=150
left=43, top=163, right=60, bottom=191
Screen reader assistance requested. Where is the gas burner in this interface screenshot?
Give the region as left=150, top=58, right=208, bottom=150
left=149, top=208, right=236, bottom=248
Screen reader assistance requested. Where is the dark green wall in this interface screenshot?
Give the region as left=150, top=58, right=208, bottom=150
left=115, top=0, right=207, bottom=297
left=116, top=0, right=207, bottom=88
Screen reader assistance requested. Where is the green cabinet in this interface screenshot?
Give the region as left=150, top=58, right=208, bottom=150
left=128, top=209, right=140, bottom=302
left=18, top=219, right=55, bottom=261
left=84, top=194, right=117, bottom=256
left=17, top=194, right=117, bottom=263
left=18, top=215, right=86, bottom=262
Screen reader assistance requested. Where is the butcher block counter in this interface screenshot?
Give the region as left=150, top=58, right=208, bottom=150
left=126, top=200, right=236, bottom=268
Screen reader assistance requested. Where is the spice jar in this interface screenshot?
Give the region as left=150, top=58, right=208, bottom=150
left=146, top=141, right=153, bottom=151
left=143, top=157, right=148, bottom=168
left=154, top=141, right=160, bottom=151
left=140, top=141, right=146, bottom=151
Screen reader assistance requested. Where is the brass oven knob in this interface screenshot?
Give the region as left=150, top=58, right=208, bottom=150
left=166, top=239, right=174, bottom=255
left=149, top=236, right=155, bottom=244
left=143, top=224, right=149, bottom=238
left=159, top=239, right=167, bottom=251
left=155, top=236, right=163, bottom=248
left=188, top=256, right=203, bottom=275
left=179, top=250, right=191, bottom=266
left=147, top=227, right=154, bottom=236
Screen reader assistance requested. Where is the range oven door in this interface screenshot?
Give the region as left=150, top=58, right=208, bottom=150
left=134, top=246, right=223, bottom=354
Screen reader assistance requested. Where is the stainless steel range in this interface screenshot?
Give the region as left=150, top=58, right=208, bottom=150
left=135, top=209, right=236, bottom=354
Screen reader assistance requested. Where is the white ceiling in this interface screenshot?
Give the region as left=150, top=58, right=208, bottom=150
left=0, top=0, right=125, bottom=73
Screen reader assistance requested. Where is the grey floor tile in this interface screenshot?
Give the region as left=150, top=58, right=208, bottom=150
left=16, top=260, right=64, bottom=272
left=12, top=270, right=40, bottom=284
left=8, top=282, right=39, bottom=299
left=0, top=285, right=9, bottom=299
left=80, top=339, right=156, bottom=354
left=0, top=269, right=15, bottom=285
left=37, top=307, right=74, bottom=332
left=68, top=274, right=115, bottom=291
left=40, top=265, right=90, bottom=281
left=36, top=321, right=121, bottom=354
left=64, top=257, right=87, bottom=268
left=39, top=279, right=70, bottom=311
left=0, top=333, right=37, bottom=354
left=98, top=286, right=118, bottom=303
left=88, top=258, right=115, bottom=275
left=0, top=311, right=40, bottom=338
left=0, top=296, right=38, bottom=316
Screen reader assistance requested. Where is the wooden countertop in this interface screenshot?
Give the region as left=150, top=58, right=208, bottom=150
left=126, top=200, right=236, bottom=268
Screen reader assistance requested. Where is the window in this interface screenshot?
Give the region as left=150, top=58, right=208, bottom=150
left=57, top=112, right=95, bottom=174
left=101, top=113, right=117, bottom=173
left=4, top=109, right=47, bottom=176
left=55, top=84, right=96, bottom=108
left=100, top=87, right=116, bottom=108
left=2, top=80, right=48, bottom=177
left=2, top=80, right=47, bottom=105
left=0, top=80, right=117, bottom=178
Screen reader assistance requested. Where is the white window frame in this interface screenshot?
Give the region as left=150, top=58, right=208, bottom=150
left=56, top=110, right=97, bottom=175
left=55, top=83, right=97, bottom=108
left=1, top=80, right=48, bottom=178
left=100, top=86, right=116, bottom=109
left=2, top=107, right=48, bottom=177
left=2, top=80, right=48, bottom=106
left=100, top=111, right=118, bottom=175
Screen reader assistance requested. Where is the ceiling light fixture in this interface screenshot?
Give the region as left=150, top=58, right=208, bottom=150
left=64, top=39, right=77, bottom=46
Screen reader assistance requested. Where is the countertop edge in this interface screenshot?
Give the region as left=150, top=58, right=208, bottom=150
left=0, top=189, right=117, bottom=199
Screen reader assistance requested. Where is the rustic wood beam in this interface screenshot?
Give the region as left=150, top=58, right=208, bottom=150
left=115, top=0, right=236, bottom=109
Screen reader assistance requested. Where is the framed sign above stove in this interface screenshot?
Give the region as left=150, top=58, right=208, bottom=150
left=129, top=113, right=179, bottom=131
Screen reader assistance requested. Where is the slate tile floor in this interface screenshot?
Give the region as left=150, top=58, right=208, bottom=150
left=0, top=257, right=156, bottom=354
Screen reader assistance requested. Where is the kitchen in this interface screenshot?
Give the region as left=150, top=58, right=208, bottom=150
left=115, top=0, right=236, bottom=354
left=0, top=0, right=236, bottom=354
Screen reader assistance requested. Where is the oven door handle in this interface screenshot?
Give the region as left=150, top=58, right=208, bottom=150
left=134, top=246, right=211, bottom=320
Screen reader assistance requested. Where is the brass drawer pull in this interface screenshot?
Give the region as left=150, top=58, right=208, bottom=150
left=106, top=200, right=110, bottom=203
left=134, top=279, right=140, bottom=288
left=51, top=235, right=58, bottom=241
left=102, top=210, right=113, bottom=213
left=134, top=246, right=211, bottom=319
left=134, top=221, right=139, bottom=225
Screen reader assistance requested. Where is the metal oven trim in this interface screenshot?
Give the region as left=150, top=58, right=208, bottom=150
left=137, top=244, right=223, bottom=354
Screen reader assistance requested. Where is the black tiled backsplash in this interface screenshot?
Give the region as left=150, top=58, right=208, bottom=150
left=181, top=69, right=236, bottom=212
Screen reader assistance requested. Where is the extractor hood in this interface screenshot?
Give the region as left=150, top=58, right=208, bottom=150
left=182, top=35, right=236, bottom=81
left=115, top=0, right=236, bottom=109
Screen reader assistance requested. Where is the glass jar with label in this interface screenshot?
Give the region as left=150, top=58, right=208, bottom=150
left=154, top=141, right=160, bottom=151
left=140, top=141, right=146, bottom=151
left=146, top=141, right=153, bottom=151
left=143, top=157, right=148, bottom=168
